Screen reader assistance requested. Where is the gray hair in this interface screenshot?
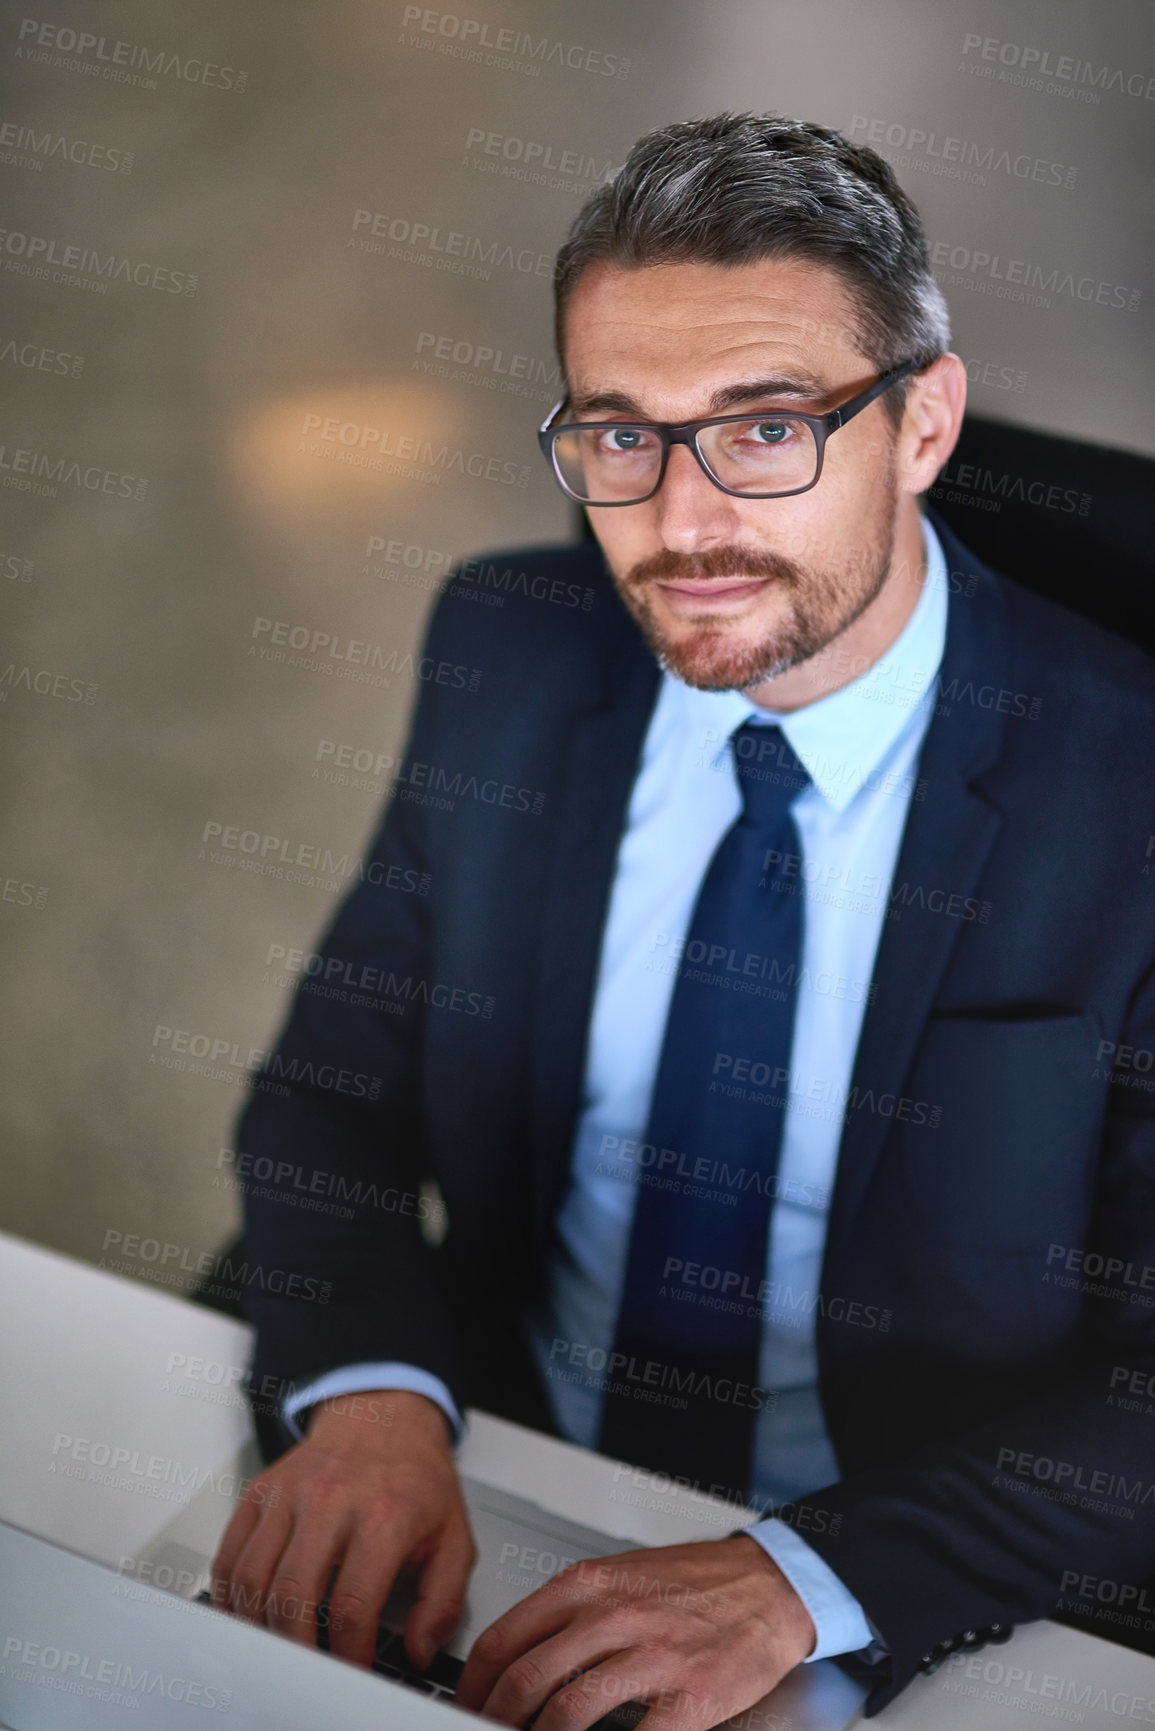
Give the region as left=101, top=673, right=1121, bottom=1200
left=554, top=112, right=951, bottom=425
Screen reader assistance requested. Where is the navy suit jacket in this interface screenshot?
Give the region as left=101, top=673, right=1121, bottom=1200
left=237, top=511, right=1155, bottom=1712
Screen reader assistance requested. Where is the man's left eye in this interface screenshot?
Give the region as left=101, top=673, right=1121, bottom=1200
left=751, top=420, right=789, bottom=443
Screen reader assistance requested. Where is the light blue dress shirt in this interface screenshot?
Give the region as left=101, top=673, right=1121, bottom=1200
left=284, top=514, right=950, bottom=1664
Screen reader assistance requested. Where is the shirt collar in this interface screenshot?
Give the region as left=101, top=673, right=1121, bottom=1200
left=664, top=514, right=949, bottom=812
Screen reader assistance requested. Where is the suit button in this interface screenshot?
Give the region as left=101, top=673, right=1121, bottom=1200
left=919, top=1635, right=958, bottom=1675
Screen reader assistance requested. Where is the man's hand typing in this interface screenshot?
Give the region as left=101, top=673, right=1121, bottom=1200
left=209, top=1389, right=476, bottom=1670
left=456, top=1534, right=816, bottom=1731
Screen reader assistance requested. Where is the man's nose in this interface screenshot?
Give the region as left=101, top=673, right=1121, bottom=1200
left=652, top=442, right=744, bottom=552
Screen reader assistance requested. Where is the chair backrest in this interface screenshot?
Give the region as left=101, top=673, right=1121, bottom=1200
left=927, top=416, right=1155, bottom=654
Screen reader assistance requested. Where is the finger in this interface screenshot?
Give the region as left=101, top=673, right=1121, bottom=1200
left=209, top=1497, right=261, bottom=1608
left=533, top=1654, right=668, bottom=1731
left=225, top=1502, right=296, bottom=1623
left=480, top=1625, right=626, bottom=1727
left=456, top=1584, right=580, bottom=1713
left=633, top=1689, right=733, bottom=1731
left=327, top=1512, right=428, bottom=1666
left=404, top=1516, right=477, bottom=1670
left=263, top=1520, right=352, bottom=1649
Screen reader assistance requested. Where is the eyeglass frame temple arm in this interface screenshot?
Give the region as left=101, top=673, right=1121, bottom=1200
left=823, top=358, right=922, bottom=431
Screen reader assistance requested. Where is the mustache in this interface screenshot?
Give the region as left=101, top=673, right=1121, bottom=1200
left=624, top=545, right=802, bottom=586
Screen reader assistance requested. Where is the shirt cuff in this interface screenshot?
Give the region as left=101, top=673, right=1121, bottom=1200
left=281, top=1363, right=465, bottom=1445
left=743, top=1517, right=881, bottom=1662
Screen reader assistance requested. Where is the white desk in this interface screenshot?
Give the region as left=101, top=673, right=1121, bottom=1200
left=3, top=1227, right=1154, bottom=1730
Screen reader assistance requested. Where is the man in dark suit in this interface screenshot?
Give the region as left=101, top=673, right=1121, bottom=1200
left=210, top=114, right=1155, bottom=1721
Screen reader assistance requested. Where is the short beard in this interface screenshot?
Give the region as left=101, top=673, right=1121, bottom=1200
left=611, top=490, right=901, bottom=694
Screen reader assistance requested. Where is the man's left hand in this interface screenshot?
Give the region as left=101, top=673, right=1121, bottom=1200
left=455, top=1534, right=816, bottom=1731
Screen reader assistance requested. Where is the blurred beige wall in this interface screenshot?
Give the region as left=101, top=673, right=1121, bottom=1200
left=1, top=0, right=1152, bottom=1289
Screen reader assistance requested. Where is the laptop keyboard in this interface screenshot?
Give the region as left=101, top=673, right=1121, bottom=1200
left=363, top=1621, right=462, bottom=1700
left=195, top=1591, right=647, bottom=1726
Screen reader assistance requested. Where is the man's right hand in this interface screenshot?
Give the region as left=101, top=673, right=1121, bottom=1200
left=209, top=1389, right=477, bottom=1670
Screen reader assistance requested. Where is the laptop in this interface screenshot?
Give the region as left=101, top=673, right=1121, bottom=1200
left=0, top=1477, right=868, bottom=1730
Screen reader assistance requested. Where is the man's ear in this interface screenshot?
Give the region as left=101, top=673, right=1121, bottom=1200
left=897, top=353, right=967, bottom=496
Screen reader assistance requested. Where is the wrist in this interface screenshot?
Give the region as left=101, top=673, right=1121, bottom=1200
left=731, top=1534, right=817, bottom=1663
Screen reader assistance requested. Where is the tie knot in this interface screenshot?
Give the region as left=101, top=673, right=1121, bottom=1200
left=730, top=720, right=810, bottom=828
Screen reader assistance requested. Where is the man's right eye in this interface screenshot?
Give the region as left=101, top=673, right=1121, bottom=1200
left=594, top=427, right=651, bottom=453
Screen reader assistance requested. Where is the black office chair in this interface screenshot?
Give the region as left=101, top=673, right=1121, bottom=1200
left=927, top=416, right=1155, bottom=653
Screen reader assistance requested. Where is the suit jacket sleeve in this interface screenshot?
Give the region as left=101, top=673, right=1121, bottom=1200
left=800, top=953, right=1155, bottom=1715
left=236, top=581, right=467, bottom=1429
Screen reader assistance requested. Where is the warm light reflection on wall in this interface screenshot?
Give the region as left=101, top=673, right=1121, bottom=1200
left=227, top=381, right=462, bottom=536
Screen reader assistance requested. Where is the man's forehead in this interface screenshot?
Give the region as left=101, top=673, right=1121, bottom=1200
left=563, top=257, right=863, bottom=379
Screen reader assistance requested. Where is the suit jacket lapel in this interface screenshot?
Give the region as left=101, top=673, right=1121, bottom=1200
left=823, top=520, right=1012, bottom=1268
left=528, top=619, right=661, bottom=1251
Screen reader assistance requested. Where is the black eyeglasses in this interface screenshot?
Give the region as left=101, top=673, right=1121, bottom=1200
left=537, top=360, right=922, bottom=506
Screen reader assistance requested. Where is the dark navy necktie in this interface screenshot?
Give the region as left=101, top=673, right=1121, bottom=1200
left=596, top=720, right=810, bottom=1504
